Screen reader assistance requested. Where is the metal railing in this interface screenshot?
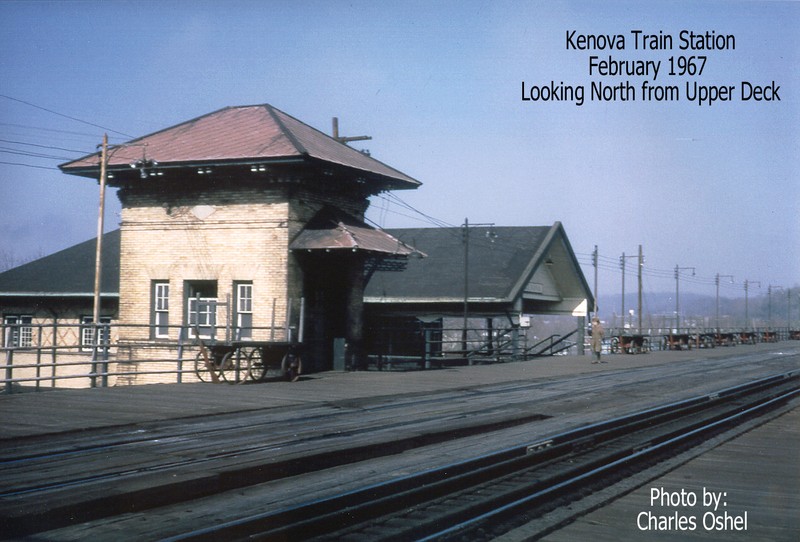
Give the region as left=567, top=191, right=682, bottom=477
left=5, top=321, right=798, bottom=390
left=1, top=321, right=288, bottom=394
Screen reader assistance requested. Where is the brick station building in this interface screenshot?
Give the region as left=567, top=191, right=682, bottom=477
left=57, top=104, right=420, bottom=375
left=1, top=104, right=594, bottom=385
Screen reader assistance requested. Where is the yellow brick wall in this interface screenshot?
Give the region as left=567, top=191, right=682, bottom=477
left=115, top=181, right=368, bottom=382
left=118, top=186, right=292, bottom=348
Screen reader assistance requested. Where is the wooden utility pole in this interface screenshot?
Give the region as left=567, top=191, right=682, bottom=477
left=461, top=218, right=495, bottom=356
left=592, top=245, right=598, bottom=316
left=463, top=217, right=470, bottom=353
left=620, top=252, right=625, bottom=328
left=92, top=134, right=108, bottom=327
left=638, top=244, right=643, bottom=333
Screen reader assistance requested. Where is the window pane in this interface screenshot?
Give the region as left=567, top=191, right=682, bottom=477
left=186, top=280, right=217, bottom=339
left=156, top=283, right=169, bottom=311
left=20, top=317, right=33, bottom=347
left=238, top=284, right=253, bottom=312
left=154, top=282, right=169, bottom=337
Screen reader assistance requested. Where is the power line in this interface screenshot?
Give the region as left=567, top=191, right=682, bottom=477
left=0, top=160, right=58, bottom=170
left=380, top=193, right=457, bottom=229
left=0, top=147, right=73, bottom=161
left=0, top=122, right=111, bottom=139
left=0, top=94, right=135, bottom=138
left=0, top=138, right=90, bottom=154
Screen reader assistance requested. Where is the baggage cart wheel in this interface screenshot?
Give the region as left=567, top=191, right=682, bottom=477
left=247, top=348, right=266, bottom=381
left=194, top=348, right=219, bottom=383
left=220, top=349, right=248, bottom=384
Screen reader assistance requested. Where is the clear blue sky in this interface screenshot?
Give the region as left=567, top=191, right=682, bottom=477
left=1, top=0, right=797, bottom=304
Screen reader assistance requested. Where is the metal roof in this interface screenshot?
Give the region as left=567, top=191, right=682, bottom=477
left=290, top=208, right=421, bottom=257
left=59, top=104, right=420, bottom=190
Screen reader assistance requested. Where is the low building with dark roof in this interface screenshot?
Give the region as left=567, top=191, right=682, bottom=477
left=363, top=222, right=594, bottom=364
left=0, top=231, right=119, bottom=352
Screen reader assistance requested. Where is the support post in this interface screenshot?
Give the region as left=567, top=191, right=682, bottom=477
left=637, top=245, right=643, bottom=333
left=592, top=245, right=598, bottom=316
left=92, top=134, right=108, bottom=328
left=345, top=255, right=366, bottom=370
left=462, top=218, right=469, bottom=354
left=91, top=134, right=108, bottom=389
left=620, top=252, right=625, bottom=331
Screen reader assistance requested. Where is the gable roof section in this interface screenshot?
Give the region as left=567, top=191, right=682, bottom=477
left=364, top=222, right=594, bottom=309
left=0, top=230, right=120, bottom=297
left=365, top=225, right=552, bottom=302
left=59, top=104, right=420, bottom=190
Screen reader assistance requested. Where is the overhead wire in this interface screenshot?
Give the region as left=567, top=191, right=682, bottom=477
left=0, top=122, right=103, bottom=137
left=0, top=94, right=773, bottom=294
left=0, top=147, right=73, bottom=161
left=0, top=160, right=57, bottom=170
left=0, top=94, right=135, bottom=138
left=0, top=96, right=135, bottom=172
left=0, top=138, right=91, bottom=154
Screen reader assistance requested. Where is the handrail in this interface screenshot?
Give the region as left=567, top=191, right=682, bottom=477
left=525, top=328, right=579, bottom=357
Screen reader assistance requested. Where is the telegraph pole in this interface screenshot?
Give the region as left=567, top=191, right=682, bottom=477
left=637, top=245, right=643, bottom=333
left=768, top=285, right=783, bottom=330
left=743, top=280, right=760, bottom=329
left=461, top=218, right=495, bottom=355
left=463, top=217, right=469, bottom=352
left=674, top=265, right=695, bottom=332
left=92, top=134, right=108, bottom=327
left=715, top=273, right=734, bottom=332
left=620, top=251, right=638, bottom=330
left=620, top=252, right=625, bottom=329
left=592, top=245, right=598, bottom=316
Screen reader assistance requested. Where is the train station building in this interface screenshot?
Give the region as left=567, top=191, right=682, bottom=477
left=0, top=104, right=593, bottom=384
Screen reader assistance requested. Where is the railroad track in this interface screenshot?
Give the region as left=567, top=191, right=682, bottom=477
left=164, top=370, right=800, bottom=542
left=1, top=352, right=797, bottom=539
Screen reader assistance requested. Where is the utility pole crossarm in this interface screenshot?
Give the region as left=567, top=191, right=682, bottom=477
left=332, top=117, right=372, bottom=144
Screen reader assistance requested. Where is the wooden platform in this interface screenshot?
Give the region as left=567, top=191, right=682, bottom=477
left=540, top=406, right=800, bottom=541
left=3, top=341, right=796, bottom=440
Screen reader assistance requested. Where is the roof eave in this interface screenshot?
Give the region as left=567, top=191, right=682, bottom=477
left=364, top=296, right=504, bottom=304
left=59, top=155, right=310, bottom=180
left=0, top=292, right=119, bottom=298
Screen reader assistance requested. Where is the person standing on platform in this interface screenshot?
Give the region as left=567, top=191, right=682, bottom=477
left=591, top=316, right=605, bottom=363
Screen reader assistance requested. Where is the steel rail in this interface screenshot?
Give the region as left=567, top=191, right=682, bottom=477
left=424, top=387, right=800, bottom=542
left=9, top=349, right=772, bottom=464
left=162, top=370, right=799, bottom=542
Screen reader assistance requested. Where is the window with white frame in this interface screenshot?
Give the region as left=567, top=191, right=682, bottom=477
left=3, top=315, right=33, bottom=348
left=81, top=316, right=111, bottom=351
left=186, top=281, right=217, bottom=339
left=153, top=281, right=170, bottom=338
left=234, top=282, right=253, bottom=340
